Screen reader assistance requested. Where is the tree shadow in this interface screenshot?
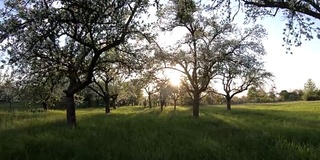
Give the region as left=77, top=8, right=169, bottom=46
left=229, top=108, right=320, bottom=128
left=1, top=106, right=320, bottom=160
left=207, top=107, right=320, bottom=147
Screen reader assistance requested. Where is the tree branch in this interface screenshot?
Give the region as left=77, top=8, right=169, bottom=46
left=243, top=0, right=320, bottom=19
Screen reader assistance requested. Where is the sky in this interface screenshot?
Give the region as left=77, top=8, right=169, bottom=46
left=256, top=16, right=320, bottom=92
left=1, top=2, right=320, bottom=93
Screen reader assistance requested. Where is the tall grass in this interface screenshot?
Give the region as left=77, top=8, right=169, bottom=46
left=0, top=101, right=320, bottom=160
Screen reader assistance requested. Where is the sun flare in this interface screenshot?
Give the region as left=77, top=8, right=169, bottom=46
left=164, top=69, right=182, bottom=87
left=170, top=77, right=181, bottom=86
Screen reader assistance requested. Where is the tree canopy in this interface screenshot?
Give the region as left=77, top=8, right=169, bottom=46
left=0, top=0, right=155, bottom=127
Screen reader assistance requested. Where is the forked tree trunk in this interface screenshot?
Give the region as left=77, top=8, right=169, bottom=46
left=66, top=93, right=76, bottom=128
left=193, top=92, right=200, bottom=117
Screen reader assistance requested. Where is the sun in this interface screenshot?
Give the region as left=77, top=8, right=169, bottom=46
left=164, top=69, right=182, bottom=86
left=170, top=77, right=181, bottom=86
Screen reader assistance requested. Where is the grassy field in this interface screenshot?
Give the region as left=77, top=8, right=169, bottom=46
left=1, top=101, right=320, bottom=160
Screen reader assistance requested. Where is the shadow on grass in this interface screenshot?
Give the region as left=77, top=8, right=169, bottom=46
left=205, top=107, right=320, bottom=148
left=226, top=108, right=320, bottom=128
left=1, top=106, right=320, bottom=160
left=0, top=108, right=237, bottom=160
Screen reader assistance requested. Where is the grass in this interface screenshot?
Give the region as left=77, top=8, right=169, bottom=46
left=0, top=101, right=320, bottom=160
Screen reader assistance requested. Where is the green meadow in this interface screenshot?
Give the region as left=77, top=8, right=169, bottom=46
left=1, top=101, right=320, bottom=160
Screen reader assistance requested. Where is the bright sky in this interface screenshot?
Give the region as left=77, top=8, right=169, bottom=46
left=1, top=2, right=319, bottom=93
left=256, top=16, right=320, bottom=92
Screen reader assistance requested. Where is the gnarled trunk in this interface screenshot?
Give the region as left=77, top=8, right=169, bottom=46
left=66, top=94, right=76, bottom=128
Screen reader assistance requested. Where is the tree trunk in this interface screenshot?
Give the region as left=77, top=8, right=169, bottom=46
left=104, top=96, right=110, bottom=114
left=110, top=94, right=118, bottom=109
left=174, top=100, right=177, bottom=112
left=148, top=94, right=152, bottom=108
left=193, top=92, right=200, bottom=117
left=111, top=100, right=116, bottom=109
left=226, top=97, right=231, bottom=111
left=42, top=101, right=48, bottom=111
left=160, top=100, right=164, bottom=111
left=88, top=99, right=91, bottom=108
left=66, top=94, right=77, bottom=128
left=9, top=101, right=14, bottom=113
left=143, top=100, right=147, bottom=108
left=96, top=99, right=99, bottom=107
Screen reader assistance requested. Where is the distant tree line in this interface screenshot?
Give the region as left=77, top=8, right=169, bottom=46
left=277, top=79, right=320, bottom=102
left=197, top=78, right=320, bottom=105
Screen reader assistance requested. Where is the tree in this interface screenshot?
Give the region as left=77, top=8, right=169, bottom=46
left=268, top=85, right=277, bottom=102
left=0, top=70, right=18, bottom=112
left=178, top=79, right=193, bottom=105
left=80, top=87, right=94, bottom=108
left=88, top=67, right=118, bottom=114
left=303, top=78, right=319, bottom=101
left=168, top=85, right=180, bottom=112
left=241, top=0, right=320, bottom=52
left=89, top=42, right=150, bottom=111
left=118, top=79, right=144, bottom=106
left=288, top=91, right=299, bottom=101
left=247, top=87, right=269, bottom=103
left=142, top=72, right=159, bottom=108
left=213, top=25, right=273, bottom=110
left=279, top=89, right=303, bottom=101
left=157, top=0, right=246, bottom=117
left=158, top=79, right=170, bottom=111
left=247, top=87, right=258, bottom=103
left=17, top=72, right=65, bottom=110
left=91, top=74, right=112, bottom=112
left=294, top=89, right=304, bottom=100
left=0, top=1, right=153, bottom=127
left=144, top=84, right=157, bottom=108
left=279, top=90, right=289, bottom=101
